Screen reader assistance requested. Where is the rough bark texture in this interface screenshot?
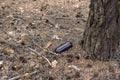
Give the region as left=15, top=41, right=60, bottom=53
left=81, top=0, right=120, bottom=61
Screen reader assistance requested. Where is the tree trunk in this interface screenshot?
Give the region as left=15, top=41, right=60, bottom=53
left=81, top=0, right=120, bottom=61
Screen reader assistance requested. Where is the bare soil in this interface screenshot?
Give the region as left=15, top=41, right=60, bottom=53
left=0, top=0, right=120, bottom=80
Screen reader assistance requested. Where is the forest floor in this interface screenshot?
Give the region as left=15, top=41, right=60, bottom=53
left=0, top=0, right=120, bottom=80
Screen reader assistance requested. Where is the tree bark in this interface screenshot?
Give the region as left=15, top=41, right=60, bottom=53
left=81, top=0, right=120, bottom=61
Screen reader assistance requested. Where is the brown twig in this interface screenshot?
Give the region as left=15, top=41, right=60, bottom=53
left=9, top=70, right=40, bottom=80
left=42, top=55, right=52, bottom=66
left=28, top=47, right=52, bottom=66
left=28, top=47, right=39, bottom=56
left=31, top=39, right=58, bottom=55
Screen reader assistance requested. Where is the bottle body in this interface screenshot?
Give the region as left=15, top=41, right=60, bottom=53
left=55, top=41, right=73, bottom=53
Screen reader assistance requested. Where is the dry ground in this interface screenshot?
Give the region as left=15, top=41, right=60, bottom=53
left=0, top=0, right=120, bottom=80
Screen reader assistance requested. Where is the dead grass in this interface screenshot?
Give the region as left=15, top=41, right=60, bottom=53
left=0, top=0, right=120, bottom=80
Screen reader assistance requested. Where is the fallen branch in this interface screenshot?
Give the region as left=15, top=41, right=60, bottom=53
left=9, top=70, right=40, bottom=80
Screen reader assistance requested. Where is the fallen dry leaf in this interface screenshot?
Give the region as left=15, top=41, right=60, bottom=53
left=24, top=73, right=30, bottom=79
left=44, top=41, right=52, bottom=48
left=5, top=47, right=14, bottom=54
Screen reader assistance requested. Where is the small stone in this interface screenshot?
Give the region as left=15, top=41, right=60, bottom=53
left=51, top=60, right=58, bottom=68
left=55, top=23, right=59, bottom=29
left=19, top=7, right=24, bottom=13
left=0, top=61, right=3, bottom=65
left=104, top=74, right=110, bottom=79
left=7, top=31, right=15, bottom=35
left=24, top=73, right=30, bottom=79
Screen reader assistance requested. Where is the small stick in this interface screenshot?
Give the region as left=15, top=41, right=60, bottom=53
left=9, top=70, right=40, bottom=80
left=32, top=39, right=57, bottom=55
left=28, top=47, right=39, bottom=56
left=46, top=48, right=58, bottom=55
left=9, top=75, right=23, bottom=80
left=28, top=48, right=52, bottom=66
left=42, top=56, right=52, bottom=66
